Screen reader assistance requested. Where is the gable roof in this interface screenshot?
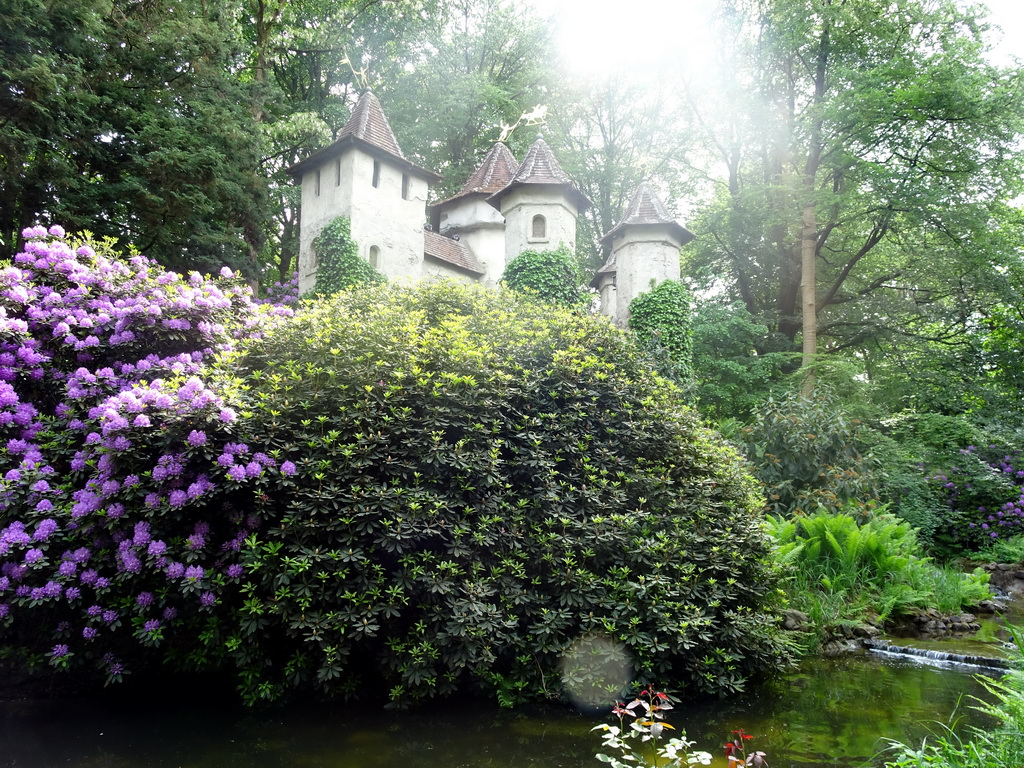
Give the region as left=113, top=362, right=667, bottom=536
left=487, top=136, right=591, bottom=212
left=599, top=182, right=695, bottom=247
left=287, top=91, right=440, bottom=182
left=423, top=230, right=485, bottom=276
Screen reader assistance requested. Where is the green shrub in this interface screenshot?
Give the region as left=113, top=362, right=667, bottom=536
left=690, top=301, right=793, bottom=422
left=223, top=281, right=789, bottom=705
left=740, top=388, right=880, bottom=517
left=628, top=280, right=694, bottom=385
left=311, top=216, right=384, bottom=296
left=501, top=245, right=586, bottom=309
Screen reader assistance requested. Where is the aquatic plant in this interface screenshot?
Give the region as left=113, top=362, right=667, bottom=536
left=769, top=511, right=991, bottom=645
left=593, top=687, right=714, bottom=768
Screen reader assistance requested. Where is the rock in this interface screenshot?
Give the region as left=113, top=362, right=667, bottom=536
left=852, top=624, right=882, bottom=639
left=820, top=639, right=861, bottom=656
left=781, top=609, right=810, bottom=631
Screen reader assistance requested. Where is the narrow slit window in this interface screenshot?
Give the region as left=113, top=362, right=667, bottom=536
left=335, top=158, right=341, bottom=186
left=532, top=214, right=546, bottom=239
left=315, top=170, right=321, bottom=196
left=369, top=246, right=380, bottom=269
left=372, top=160, right=381, bottom=188
left=401, top=174, right=410, bottom=200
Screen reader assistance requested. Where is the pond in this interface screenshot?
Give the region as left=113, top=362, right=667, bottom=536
left=0, top=651, right=1002, bottom=768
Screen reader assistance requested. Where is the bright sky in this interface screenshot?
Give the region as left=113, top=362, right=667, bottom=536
left=538, top=0, right=1024, bottom=77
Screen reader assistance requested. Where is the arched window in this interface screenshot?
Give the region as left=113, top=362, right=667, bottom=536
left=369, top=245, right=381, bottom=269
left=531, top=214, right=546, bottom=239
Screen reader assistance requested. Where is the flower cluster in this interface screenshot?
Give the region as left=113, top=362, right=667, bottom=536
left=930, top=445, right=1024, bottom=549
left=0, top=226, right=297, bottom=682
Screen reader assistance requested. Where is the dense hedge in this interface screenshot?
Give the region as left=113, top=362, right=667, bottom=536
left=0, top=230, right=788, bottom=706
left=220, top=283, right=788, bottom=704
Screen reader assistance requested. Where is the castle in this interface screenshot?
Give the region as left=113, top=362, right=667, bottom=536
left=288, top=91, right=694, bottom=326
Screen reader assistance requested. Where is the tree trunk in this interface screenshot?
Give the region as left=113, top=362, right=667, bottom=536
left=800, top=201, right=817, bottom=395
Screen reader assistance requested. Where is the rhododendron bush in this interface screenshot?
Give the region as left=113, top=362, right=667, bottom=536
left=0, top=226, right=293, bottom=684
left=0, top=227, right=788, bottom=706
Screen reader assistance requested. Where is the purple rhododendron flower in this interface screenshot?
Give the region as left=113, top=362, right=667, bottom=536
left=186, top=429, right=207, bottom=447
left=184, top=565, right=204, bottom=581
left=227, top=465, right=246, bottom=482
left=199, top=591, right=216, bottom=606
left=136, top=591, right=154, bottom=607
left=51, top=644, right=69, bottom=658
left=143, top=619, right=160, bottom=633
left=280, top=461, right=297, bottom=476
left=227, top=564, right=243, bottom=579
left=82, top=627, right=97, bottom=639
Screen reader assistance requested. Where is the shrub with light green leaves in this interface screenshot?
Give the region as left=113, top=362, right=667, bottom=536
left=220, top=281, right=789, bottom=706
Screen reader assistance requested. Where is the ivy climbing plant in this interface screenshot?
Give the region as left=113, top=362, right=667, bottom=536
left=501, top=245, right=587, bottom=309
left=311, top=216, right=384, bottom=296
left=628, top=279, right=694, bottom=384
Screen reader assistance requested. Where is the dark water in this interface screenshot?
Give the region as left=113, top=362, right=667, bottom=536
left=0, top=653, right=1001, bottom=768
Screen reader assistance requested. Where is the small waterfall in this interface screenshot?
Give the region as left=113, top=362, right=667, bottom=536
left=865, top=639, right=1012, bottom=672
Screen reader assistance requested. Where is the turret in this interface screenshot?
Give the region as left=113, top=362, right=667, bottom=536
left=288, top=91, right=440, bottom=293
left=487, top=136, right=590, bottom=268
left=594, top=182, right=695, bottom=326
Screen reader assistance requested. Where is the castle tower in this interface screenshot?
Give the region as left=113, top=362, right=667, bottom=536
left=429, top=142, right=518, bottom=286
left=288, top=90, right=441, bottom=293
left=593, top=182, right=695, bottom=327
left=486, top=136, right=590, bottom=268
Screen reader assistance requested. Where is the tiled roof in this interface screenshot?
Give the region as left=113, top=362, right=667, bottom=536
left=423, top=230, right=485, bottom=275
left=600, top=182, right=695, bottom=247
left=336, top=90, right=405, bottom=159
left=487, top=136, right=591, bottom=212
left=287, top=91, right=440, bottom=182
left=509, top=137, right=574, bottom=186
left=433, top=143, right=519, bottom=208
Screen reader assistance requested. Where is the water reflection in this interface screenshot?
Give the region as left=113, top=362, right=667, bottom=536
left=0, top=654, right=998, bottom=768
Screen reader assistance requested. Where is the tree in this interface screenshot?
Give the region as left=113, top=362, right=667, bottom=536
left=685, top=0, right=1024, bottom=390
left=1, top=0, right=273, bottom=276
left=384, top=0, right=557, bottom=196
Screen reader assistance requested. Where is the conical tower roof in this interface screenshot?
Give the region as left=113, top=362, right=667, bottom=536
left=288, top=91, right=440, bottom=182
left=335, top=90, right=405, bottom=159
left=487, top=136, right=590, bottom=212
left=600, top=182, right=695, bottom=247
left=433, top=143, right=519, bottom=209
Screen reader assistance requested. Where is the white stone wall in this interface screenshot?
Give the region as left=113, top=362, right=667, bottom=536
left=297, top=148, right=430, bottom=293
left=498, top=187, right=578, bottom=267
left=438, top=199, right=507, bottom=286
left=347, top=153, right=429, bottom=283
left=609, top=225, right=683, bottom=327
left=421, top=258, right=480, bottom=284
left=297, top=153, right=356, bottom=294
